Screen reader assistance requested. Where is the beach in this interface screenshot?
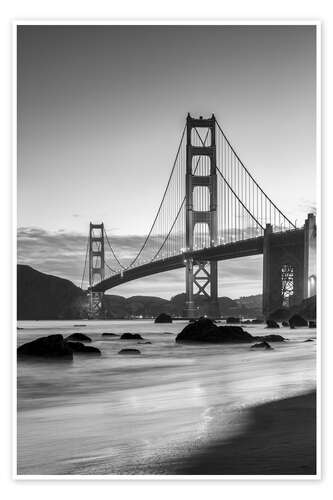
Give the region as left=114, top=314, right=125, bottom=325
left=17, top=320, right=317, bottom=476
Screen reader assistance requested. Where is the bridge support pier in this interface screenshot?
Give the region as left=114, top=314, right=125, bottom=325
left=262, top=214, right=316, bottom=318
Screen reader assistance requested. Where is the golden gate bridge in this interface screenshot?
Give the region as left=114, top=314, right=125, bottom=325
left=81, top=114, right=316, bottom=319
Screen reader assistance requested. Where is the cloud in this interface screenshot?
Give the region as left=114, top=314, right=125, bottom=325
left=17, top=226, right=263, bottom=298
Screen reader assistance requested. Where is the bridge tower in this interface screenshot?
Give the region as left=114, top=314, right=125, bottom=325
left=88, top=222, right=105, bottom=318
left=184, top=114, right=219, bottom=318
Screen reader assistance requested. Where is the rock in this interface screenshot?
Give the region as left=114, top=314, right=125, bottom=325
left=241, top=320, right=251, bottom=325
left=101, top=332, right=119, bottom=336
left=118, top=348, right=141, bottom=355
left=74, top=324, right=86, bottom=327
left=226, top=317, right=240, bottom=324
left=308, top=321, right=316, bottom=329
left=120, top=333, right=144, bottom=340
left=304, top=339, right=314, bottom=342
left=175, top=317, right=254, bottom=343
left=17, top=334, right=73, bottom=360
left=265, top=319, right=280, bottom=329
left=255, top=334, right=286, bottom=342
left=289, top=314, right=308, bottom=328
left=154, top=313, right=172, bottom=323
left=67, top=341, right=101, bottom=355
left=251, top=341, right=272, bottom=350
left=138, top=341, right=152, bottom=344
left=66, top=333, right=91, bottom=342
left=282, top=321, right=289, bottom=327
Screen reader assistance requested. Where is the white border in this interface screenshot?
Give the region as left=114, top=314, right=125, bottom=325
left=12, top=20, right=322, bottom=482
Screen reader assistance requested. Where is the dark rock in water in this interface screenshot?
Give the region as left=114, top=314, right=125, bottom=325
left=102, top=332, right=119, bottom=336
left=251, top=341, right=272, bottom=350
left=226, top=316, right=240, bottom=324
left=308, top=320, right=316, bottom=329
left=118, top=348, right=141, bottom=355
left=282, top=321, right=289, bottom=327
left=175, top=317, right=254, bottom=343
left=17, top=327, right=24, bottom=330
left=255, top=334, right=286, bottom=342
left=289, top=314, right=308, bottom=328
left=304, top=338, right=314, bottom=342
left=241, top=320, right=251, bottom=324
left=120, top=333, right=144, bottom=340
left=266, top=319, right=280, bottom=329
left=154, top=313, right=172, bottom=323
left=67, top=341, right=101, bottom=355
left=138, top=341, right=152, bottom=344
left=17, top=334, right=73, bottom=360
left=66, top=333, right=91, bottom=342
left=74, top=324, right=86, bottom=327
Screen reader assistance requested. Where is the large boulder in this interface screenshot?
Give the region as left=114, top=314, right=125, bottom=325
left=66, top=341, right=101, bottom=355
left=154, top=313, right=172, bottom=323
left=120, top=333, right=144, bottom=340
left=66, top=333, right=91, bottom=342
left=17, top=334, right=73, bottom=360
left=266, top=319, right=280, bottom=329
left=175, top=317, right=254, bottom=343
left=289, top=314, right=308, bottom=328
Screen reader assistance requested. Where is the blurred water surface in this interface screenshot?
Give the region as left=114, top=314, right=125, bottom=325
left=17, top=320, right=316, bottom=475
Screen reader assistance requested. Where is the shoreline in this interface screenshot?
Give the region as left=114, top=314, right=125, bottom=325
left=165, top=390, right=316, bottom=475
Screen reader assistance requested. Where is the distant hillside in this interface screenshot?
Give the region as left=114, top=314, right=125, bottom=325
left=17, top=265, right=264, bottom=320
left=17, top=265, right=86, bottom=320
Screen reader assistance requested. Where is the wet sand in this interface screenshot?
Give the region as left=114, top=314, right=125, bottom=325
left=170, top=391, right=316, bottom=475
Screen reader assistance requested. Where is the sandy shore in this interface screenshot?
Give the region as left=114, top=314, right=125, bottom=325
left=169, top=391, right=316, bottom=476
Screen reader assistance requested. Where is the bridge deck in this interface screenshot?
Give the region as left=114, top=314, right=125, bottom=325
left=92, top=236, right=266, bottom=293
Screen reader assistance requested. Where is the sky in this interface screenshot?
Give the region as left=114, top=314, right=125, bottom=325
left=17, top=24, right=317, bottom=298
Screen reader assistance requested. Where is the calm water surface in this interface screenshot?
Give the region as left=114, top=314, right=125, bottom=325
left=17, top=320, right=316, bottom=475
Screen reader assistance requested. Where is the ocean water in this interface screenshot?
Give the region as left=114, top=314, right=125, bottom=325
left=16, top=320, right=316, bottom=475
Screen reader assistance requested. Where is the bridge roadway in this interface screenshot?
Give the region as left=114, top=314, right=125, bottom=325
left=91, top=229, right=304, bottom=293
left=91, top=235, right=267, bottom=293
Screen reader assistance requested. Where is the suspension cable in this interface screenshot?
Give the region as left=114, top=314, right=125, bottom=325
left=104, top=227, right=126, bottom=270
left=80, top=237, right=89, bottom=289
left=215, top=119, right=295, bottom=228
left=127, top=123, right=187, bottom=268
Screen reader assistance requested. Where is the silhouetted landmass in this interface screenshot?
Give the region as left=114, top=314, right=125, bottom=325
left=16, top=265, right=266, bottom=320
left=17, top=265, right=85, bottom=320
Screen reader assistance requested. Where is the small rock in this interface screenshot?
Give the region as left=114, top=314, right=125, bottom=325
left=304, top=339, right=314, bottom=342
left=118, top=348, right=141, bottom=355
left=289, top=314, right=308, bottom=328
left=266, top=319, right=280, bottom=329
left=67, top=341, right=101, bottom=355
left=138, top=341, right=152, bottom=344
left=155, top=313, right=172, bottom=323
left=308, top=320, right=316, bottom=329
left=251, top=341, right=273, bottom=350
left=255, top=334, right=286, bottom=342
left=251, top=318, right=264, bottom=324
left=120, top=333, right=144, bottom=340
left=282, top=321, right=289, bottom=327
left=226, top=317, right=241, bottom=324
left=102, top=332, right=119, bottom=336
left=66, top=333, right=91, bottom=342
